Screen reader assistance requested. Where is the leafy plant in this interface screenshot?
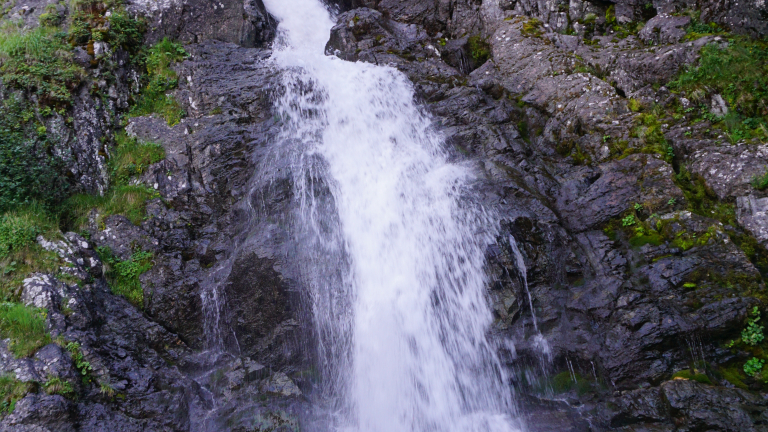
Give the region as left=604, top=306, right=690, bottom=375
left=129, top=38, right=188, bottom=125
left=96, top=247, right=153, bottom=306
left=633, top=203, right=643, bottom=211
left=622, top=214, right=636, bottom=227
left=744, top=357, right=765, bottom=377
left=0, top=302, right=51, bottom=357
left=65, top=341, right=93, bottom=381
left=742, top=306, right=765, bottom=346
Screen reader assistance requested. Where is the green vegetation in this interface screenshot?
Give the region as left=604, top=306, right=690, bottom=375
left=683, top=12, right=724, bottom=41
left=0, top=95, right=71, bottom=213
left=0, top=26, right=84, bottom=106
left=621, top=214, right=636, bottom=227
left=549, top=371, right=592, bottom=395
left=109, top=133, right=165, bottom=185
left=43, top=376, right=74, bottom=397
left=0, top=303, right=51, bottom=357
left=68, top=0, right=145, bottom=54
left=672, top=369, right=712, bottom=384
left=629, top=113, right=674, bottom=163
left=0, top=374, right=32, bottom=416
left=742, top=306, right=765, bottom=346
left=521, top=18, right=544, bottom=38
left=65, top=184, right=160, bottom=229
left=96, top=247, right=153, bottom=306
left=467, top=35, right=490, bottom=64
left=65, top=341, right=93, bottom=382
left=669, top=37, right=768, bottom=142
left=752, top=168, right=768, bottom=191
left=129, top=38, right=187, bottom=126
left=744, top=357, right=765, bottom=377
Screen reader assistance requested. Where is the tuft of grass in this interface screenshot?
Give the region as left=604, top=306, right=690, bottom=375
left=0, top=374, right=32, bottom=416
left=43, top=376, right=74, bottom=398
left=110, top=133, right=165, bottom=186
left=96, top=247, right=152, bottom=307
left=129, top=38, right=187, bottom=126
left=64, top=185, right=160, bottom=229
left=0, top=302, right=51, bottom=357
left=668, top=38, right=768, bottom=142
left=0, top=26, right=84, bottom=107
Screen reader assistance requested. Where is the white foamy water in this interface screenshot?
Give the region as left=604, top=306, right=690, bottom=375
left=261, top=1, right=523, bottom=431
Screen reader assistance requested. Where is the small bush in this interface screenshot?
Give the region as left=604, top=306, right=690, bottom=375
left=97, top=247, right=152, bottom=306
left=129, top=38, right=187, bottom=125
left=0, top=26, right=85, bottom=106
left=0, top=374, right=32, bottom=416
left=0, top=302, right=51, bottom=357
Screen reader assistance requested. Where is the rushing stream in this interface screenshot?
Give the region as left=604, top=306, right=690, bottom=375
left=260, top=1, right=524, bottom=430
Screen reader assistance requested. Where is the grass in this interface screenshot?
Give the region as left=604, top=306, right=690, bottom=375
left=64, top=185, right=160, bottom=229
left=96, top=247, right=152, bottom=307
left=752, top=168, right=768, bottom=191
left=0, top=25, right=84, bottom=107
left=0, top=302, right=51, bottom=357
left=0, top=206, right=64, bottom=301
left=0, top=374, right=32, bottom=416
left=43, top=376, right=74, bottom=397
left=668, top=37, right=768, bottom=142
left=110, top=133, right=165, bottom=186
left=129, top=38, right=187, bottom=126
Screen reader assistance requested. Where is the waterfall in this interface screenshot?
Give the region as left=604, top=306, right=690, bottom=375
left=261, top=1, right=523, bottom=430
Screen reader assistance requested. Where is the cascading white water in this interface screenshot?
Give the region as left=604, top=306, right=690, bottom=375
left=261, top=1, right=523, bottom=431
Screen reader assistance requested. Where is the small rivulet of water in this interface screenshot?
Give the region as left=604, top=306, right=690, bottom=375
left=261, top=1, right=525, bottom=431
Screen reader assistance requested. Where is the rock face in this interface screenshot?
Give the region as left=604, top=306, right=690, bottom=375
left=3, top=0, right=768, bottom=430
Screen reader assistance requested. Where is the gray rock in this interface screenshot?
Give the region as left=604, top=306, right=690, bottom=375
left=639, top=14, right=690, bottom=45
left=689, top=143, right=768, bottom=200
left=737, top=195, right=768, bottom=249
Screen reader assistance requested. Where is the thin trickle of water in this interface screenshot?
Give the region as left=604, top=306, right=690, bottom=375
left=508, top=235, right=537, bottom=331
left=260, top=0, right=524, bottom=431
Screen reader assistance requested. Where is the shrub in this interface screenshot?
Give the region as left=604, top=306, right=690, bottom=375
left=744, top=357, right=765, bottom=377
left=129, top=38, right=187, bottom=125
left=0, top=302, right=51, bottom=357
left=0, top=26, right=85, bottom=106
left=0, top=374, right=32, bottom=416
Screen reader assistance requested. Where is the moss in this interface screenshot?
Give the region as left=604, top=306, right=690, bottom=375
left=521, top=18, right=544, bottom=38
left=628, top=98, right=642, bottom=112
left=671, top=369, right=712, bottom=384
left=719, top=364, right=749, bottom=389
left=467, top=35, right=490, bottom=64
left=549, top=371, right=592, bottom=395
